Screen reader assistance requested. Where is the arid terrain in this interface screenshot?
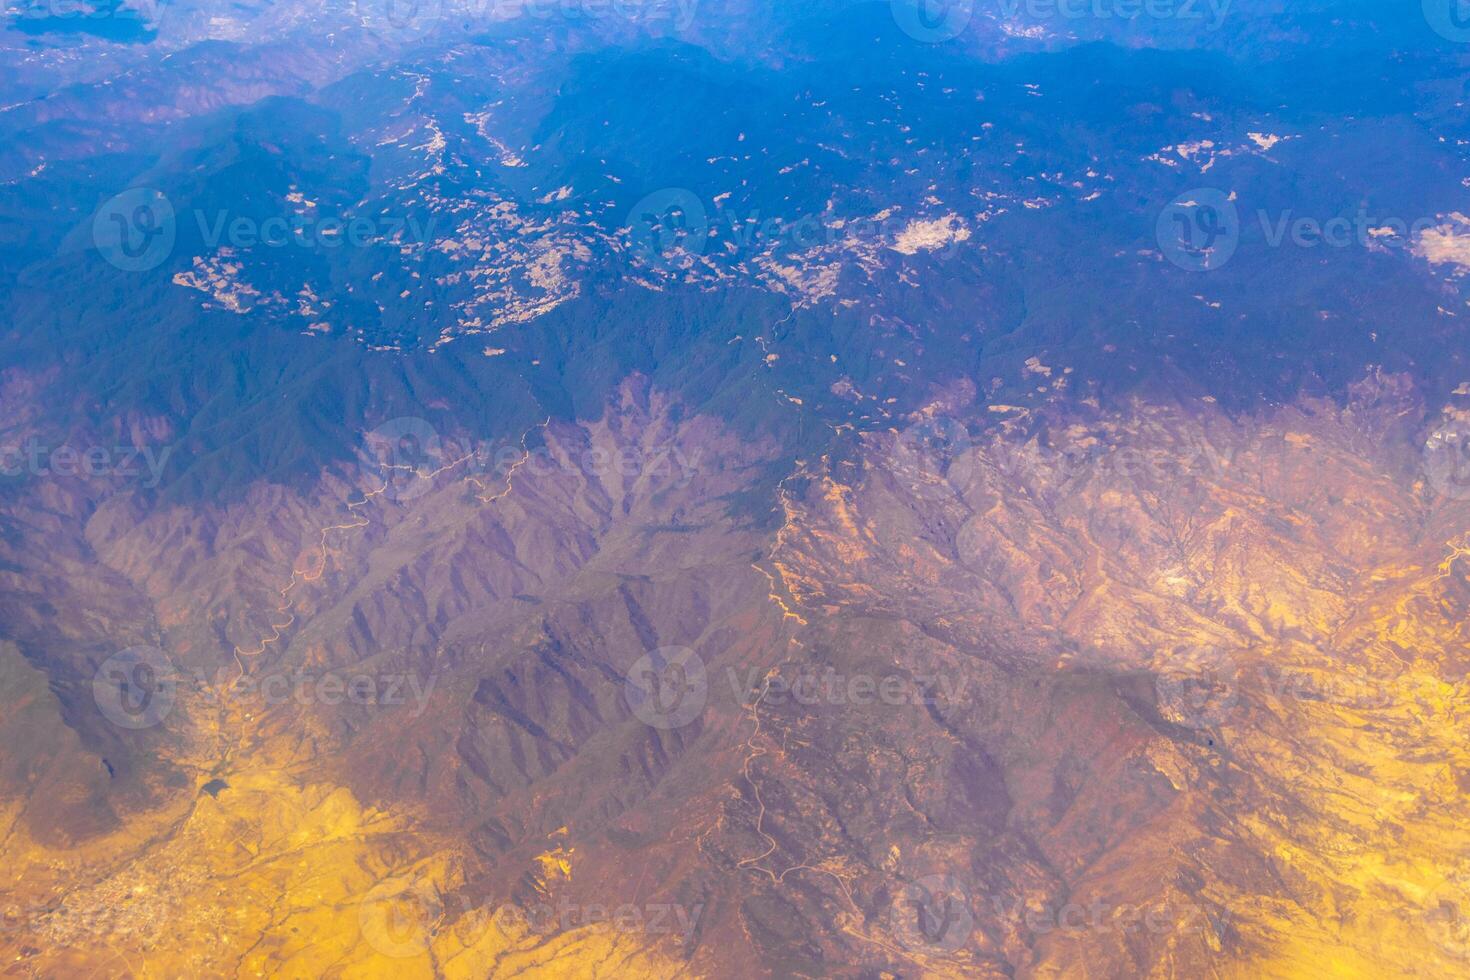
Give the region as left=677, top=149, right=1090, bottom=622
left=3, top=0, right=1470, bottom=976
left=0, top=366, right=1467, bottom=976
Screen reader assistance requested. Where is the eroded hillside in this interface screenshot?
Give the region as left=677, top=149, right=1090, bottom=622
left=0, top=370, right=1465, bottom=977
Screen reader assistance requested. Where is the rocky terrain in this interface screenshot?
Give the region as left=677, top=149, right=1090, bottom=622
left=0, top=367, right=1466, bottom=976
left=4, top=0, right=1470, bottom=977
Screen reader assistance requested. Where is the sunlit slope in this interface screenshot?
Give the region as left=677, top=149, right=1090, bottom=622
left=760, top=372, right=1469, bottom=976
left=0, top=374, right=1466, bottom=976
